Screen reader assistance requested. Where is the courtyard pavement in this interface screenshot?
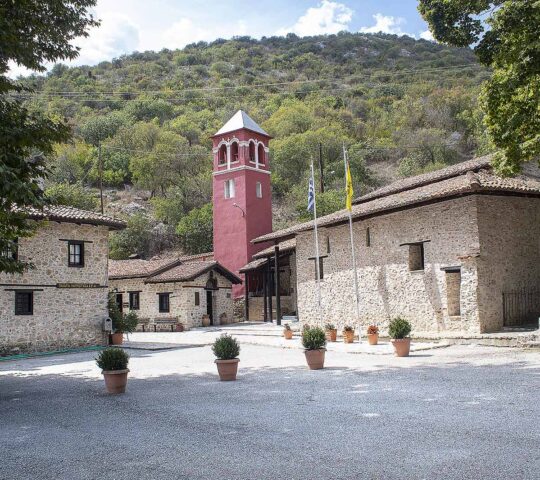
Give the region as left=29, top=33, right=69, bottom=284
left=0, top=332, right=539, bottom=479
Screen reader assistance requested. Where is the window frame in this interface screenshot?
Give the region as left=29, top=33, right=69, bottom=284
left=224, top=179, right=235, bottom=199
left=158, top=292, right=170, bottom=313
left=256, top=181, right=262, bottom=198
left=15, top=291, right=33, bottom=316
left=408, top=243, right=425, bottom=272
left=129, top=291, right=140, bottom=310
left=68, top=241, right=85, bottom=267
left=2, top=238, right=18, bottom=261
left=195, top=291, right=200, bottom=306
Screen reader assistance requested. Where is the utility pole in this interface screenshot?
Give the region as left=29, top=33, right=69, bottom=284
left=318, top=142, right=324, bottom=193
left=98, top=141, right=104, bottom=214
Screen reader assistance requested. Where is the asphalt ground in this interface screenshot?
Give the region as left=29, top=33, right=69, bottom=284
left=0, top=342, right=538, bottom=480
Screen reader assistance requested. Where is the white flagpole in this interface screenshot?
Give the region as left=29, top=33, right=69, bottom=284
left=310, top=160, right=322, bottom=317
left=343, top=145, right=361, bottom=340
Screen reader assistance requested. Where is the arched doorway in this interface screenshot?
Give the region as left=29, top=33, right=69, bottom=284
left=205, top=275, right=218, bottom=325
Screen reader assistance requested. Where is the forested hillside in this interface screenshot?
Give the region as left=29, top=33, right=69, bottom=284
left=17, top=32, right=493, bottom=258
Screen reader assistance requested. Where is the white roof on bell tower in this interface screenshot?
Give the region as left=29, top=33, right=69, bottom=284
left=214, top=110, right=269, bottom=137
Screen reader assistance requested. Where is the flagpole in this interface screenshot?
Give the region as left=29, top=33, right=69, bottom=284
left=310, top=159, right=322, bottom=316
left=343, top=144, right=360, bottom=339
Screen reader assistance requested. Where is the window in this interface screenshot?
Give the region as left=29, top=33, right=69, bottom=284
left=68, top=241, right=84, bottom=267
left=445, top=270, right=461, bottom=316
left=230, top=142, right=239, bottom=162
left=195, top=291, right=200, bottom=306
left=408, top=243, right=425, bottom=271
left=366, top=227, right=371, bottom=247
left=249, top=141, right=256, bottom=162
left=257, top=143, right=265, bottom=164
left=15, top=291, right=33, bottom=315
left=326, top=236, right=331, bottom=254
left=256, top=182, right=262, bottom=198
left=310, top=257, right=325, bottom=280
left=224, top=179, right=235, bottom=199
left=218, top=144, right=227, bottom=165
left=158, top=293, right=170, bottom=313
left=129, top=292, right=140, bottom=310
left=1, top=238, right=18, bottom=260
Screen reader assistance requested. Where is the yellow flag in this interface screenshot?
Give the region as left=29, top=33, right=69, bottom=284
left=346, top=160, right=353, bottom=211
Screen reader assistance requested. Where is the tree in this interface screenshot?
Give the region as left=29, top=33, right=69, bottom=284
left=45, top=183, right=98, bottom=211
left=0, top=0, right=98, bottom=273
left=418, top=0, right=540, bottom=174
left=176, top=204, right=213, bottom=254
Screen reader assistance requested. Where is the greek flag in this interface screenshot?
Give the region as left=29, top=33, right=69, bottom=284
left=307, top=174, right=315, bottom=212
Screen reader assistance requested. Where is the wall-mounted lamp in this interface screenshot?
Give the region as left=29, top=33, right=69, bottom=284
left=233, top=203, right=246, bottom=217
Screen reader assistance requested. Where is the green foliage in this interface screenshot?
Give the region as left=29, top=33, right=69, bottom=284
left=176, top=203, right=213, bottom=254
left=109, top=214, right=153, bottom=260
left=45, top=183, right=97, bottom=210
left=96, top=348, right=129, bottom=371
left=418, top=0, right=540, bottom=173
left=212, top=334, right=240, bottom=360
left=325, top=323, right=336, bottom=330
left=343, top=325, right=354, bottom=332
left=108, top=294, right=139, bottom=333
left=302, top=326, right=327, bottom=350
left=388, top=317, right=412, bottom=339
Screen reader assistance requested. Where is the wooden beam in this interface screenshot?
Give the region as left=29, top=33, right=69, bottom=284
left=244, top=273, right=249, bottom=322
left=274, top=244, right=281, bottom=326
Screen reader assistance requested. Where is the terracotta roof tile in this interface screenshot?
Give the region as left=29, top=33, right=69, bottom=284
left=145, top=261, right=241, bottom=284
left=20, top=205, right=126, bottom=230
left=109, top=258, right=181, bottom=279
left=239, top=257, right=268, bottom=273
left=253, top=238, right=296, bottom=259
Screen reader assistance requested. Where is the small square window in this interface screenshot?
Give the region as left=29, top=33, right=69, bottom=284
left=408, top=243, right=425, bottom=271
left=313, top=257, right=324, bottom=280
left=15, top=291, right=33, bottom=315
left=68, top=241, right=84, bottom=267
left=129, top=292, right=140, bottom=310
left=195, top=291, right=200, bottom=306
left=158, top=293, right=170, bottom=313
left=366, top=227, right=371, bottom=247
left=256, top=182, right=262, bottom=198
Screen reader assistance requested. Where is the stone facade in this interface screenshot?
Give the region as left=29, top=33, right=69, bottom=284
left=0, top=221, right=110, bottom=354
left=294, top=194, right=540, bottom=334
left=109, top=270, right=234, bottom=330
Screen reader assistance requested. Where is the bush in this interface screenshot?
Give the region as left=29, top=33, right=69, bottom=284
left=367, top=325, right=379, bottom=335
left=302, top=326, right=326, bottom=350
left=45, top=183, right=98, bottom=211
left=108, top=294, right=139, bottom=333
left=325, top=323, right=336, bottom=330
left=388, top=317, right=412, bottom=339
left=212, top=334, right=240, bottom=360
left=343, top=325, right=354, bottom=332
left=96, top=348, right=129, bottom=371
left=284, top=324, right=292, bottom=331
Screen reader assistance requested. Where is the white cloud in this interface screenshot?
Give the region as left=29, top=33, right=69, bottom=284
left=359, top=13, right=413, bottom=37
left=276, top=0, right=353, bottom=37
left=419, top=29, right=435, bottom=41
left=162, top=18, right=248, bottom=49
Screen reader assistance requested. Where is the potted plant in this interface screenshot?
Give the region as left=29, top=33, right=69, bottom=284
left=212, top=334, right=240, bottom=381
left=366, top=325, right=379, bottom=345
left=325, top=323, right=337, bottom=342
left=343, top=325, right=355, bottom=343
left=302, top=326, right=327, bottom=370
left=202, top=314, right=211, bottom=327
left=111, top=311, right=139, bottom=345
left=175, top=322, right=184, bottom=332
left=388, top=317, right=412, bottom=357
left=96, top=348, right=130, bottom=394
left=283, top=324, right=293, bottom=340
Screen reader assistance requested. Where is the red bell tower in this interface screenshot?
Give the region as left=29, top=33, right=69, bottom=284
left=212, top=110, right=272, bottom=298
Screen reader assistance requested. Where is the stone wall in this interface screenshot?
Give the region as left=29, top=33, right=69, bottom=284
left=0, top=221, right=110, bottom=354
left=109, top=270, right=234, bottom=330
left=295, top=196, right=482, bottom=334
left=475, top=195, right=540, bottom=332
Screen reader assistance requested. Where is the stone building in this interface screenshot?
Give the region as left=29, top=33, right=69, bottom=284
left=0, top=206, right=126, bottom=354
left=249, top=156, right=540, bottom=334
left=108, top=253, right=241, bottom=330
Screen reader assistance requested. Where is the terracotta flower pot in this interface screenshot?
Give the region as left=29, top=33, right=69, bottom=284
left=304, top=349, right=326, bottom=370
left=391, top=338, right=411, bottom=357
left=202, top=315, right=211, bottom=327
left=326, top=329, right=337, bottom=342
left=215, top=358, right=239, bottom=381
left=175, top=323, right=184, bottom=332
left=284, top=329, right=293, bottom=340
left=343, top=330, right=354, bottom=343
left=367, top=333, right=379, bottom=345
left=102, top=369, right=129, bottom=394
left=110, top=332, right=123, bottom=345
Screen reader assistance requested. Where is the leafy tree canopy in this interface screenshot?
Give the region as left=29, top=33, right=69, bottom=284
left=418, top=0, right=540, bottom=174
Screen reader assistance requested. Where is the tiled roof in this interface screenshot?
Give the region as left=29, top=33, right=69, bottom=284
left=253, top=159, right=540, bottom=244
left=253, top=238, right=296, bottom=259
left=239, top=258, right=268, bottom=273
left=109, top=258, right=181, bottom=279
left=178, top=252, right=214, bottom=262
left=145, top=261, right=242, bottom=284
left=353, top=155, right=493, bottom=204
left=21, top=205, right=126, bottom=230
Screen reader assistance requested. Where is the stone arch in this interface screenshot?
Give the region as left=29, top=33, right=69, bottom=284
left=218, top=143, right=227, bottom=165
left=249, top=140, right=256, bottom=162
left=257, top=142, right=265, bottom=165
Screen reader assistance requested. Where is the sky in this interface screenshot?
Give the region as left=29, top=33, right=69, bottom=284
left=9, top=0, right=434, bottom=77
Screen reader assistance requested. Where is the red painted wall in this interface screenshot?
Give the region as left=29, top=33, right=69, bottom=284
left=212, top=127, right=273, bottom=298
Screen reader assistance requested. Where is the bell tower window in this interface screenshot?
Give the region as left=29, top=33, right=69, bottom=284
left=249, top=141, right=256, bottom=163
left=224, top=179, right=235, bottom=199
left=230, top=142, right=239, bottom=163
left=218, top=144, right=227, bottom=165
left=257, top=143, right=265, bottom=165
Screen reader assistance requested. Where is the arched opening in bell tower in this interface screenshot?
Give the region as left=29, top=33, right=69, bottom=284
left=258, top=143, right=265, bottom=165
left=218, top=144, right=227, bottom=165
left=230, top=141, right=239, bottom=163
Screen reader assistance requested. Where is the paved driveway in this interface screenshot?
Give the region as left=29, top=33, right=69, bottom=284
left=0, top=342, right=538, bottom=479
